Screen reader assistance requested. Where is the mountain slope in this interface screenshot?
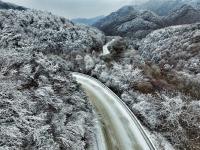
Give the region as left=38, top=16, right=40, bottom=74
left=91, top=23, right=200, bottom=150
left=0, top=0, right=26, bottom=10
left=139, top=0, right=200, bottom=16
left=94, top=6, right=164, bottom=39
left=0, top=9, right=105, bottom=150
left=94, top=4, right=200, bottom=39
left=165, top=4, right=200, bottom=26
left=140, top=23, right=200, bottom=75
left=0, top=2, right=200, bottom=150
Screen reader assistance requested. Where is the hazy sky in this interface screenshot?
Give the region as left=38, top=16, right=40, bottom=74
left=2, top=0, right=148, bottom=19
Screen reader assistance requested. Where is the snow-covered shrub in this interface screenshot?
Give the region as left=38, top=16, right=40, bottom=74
left=121, top=91, right=200, bottom=150
left=0, top=8, right=104, bottom=149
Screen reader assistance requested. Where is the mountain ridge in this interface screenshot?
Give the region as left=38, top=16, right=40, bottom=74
left=0, top=0, right=26, bottom=10
left=94, top=4, right=200, bottom=39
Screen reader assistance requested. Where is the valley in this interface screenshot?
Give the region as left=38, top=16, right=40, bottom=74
left=0, top=0, right=199, bottom=150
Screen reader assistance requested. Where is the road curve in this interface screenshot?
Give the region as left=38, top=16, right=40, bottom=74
left=72, top=72, right=156, bottom=150
left=102, top=39, right=116, bottom=55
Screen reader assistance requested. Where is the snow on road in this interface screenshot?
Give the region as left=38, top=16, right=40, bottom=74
left=102, top=39, right=116, bottom=55
left=72, top=73, right=155, bottom=150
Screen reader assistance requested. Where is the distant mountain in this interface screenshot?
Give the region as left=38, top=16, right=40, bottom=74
left=140, top=0, right=183, bottom=16
left=93, top=6, right=164, bottom=39
left=94, top=3, right=200, bottom=39
left=71, top=15, right=104, bottom=25
left=0, top=0, right=26, bottom=10
left=140, top=0, right=200, bottom=16
left=165, top=4, right=200, bottom=26
left=94, top=6, right=139, bottom=28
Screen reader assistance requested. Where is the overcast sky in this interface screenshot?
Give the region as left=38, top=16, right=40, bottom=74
left=2, top=0, right=148, bottom=19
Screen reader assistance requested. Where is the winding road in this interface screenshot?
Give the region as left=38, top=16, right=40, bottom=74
left=72, top=73, right=156, bottom=150
left=102, top=39, right=116, bottom=55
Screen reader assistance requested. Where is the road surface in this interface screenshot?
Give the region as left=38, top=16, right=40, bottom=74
left=72, top=73, right=156, bottom=150
left=102, top=39, right=116, bottom=55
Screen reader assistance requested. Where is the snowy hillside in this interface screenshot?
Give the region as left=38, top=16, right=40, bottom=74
left=0, top=1, right=200, bottom=150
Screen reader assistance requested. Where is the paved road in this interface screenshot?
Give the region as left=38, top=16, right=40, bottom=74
left=102, top=39, right=116, bottom=55
left=72, top=73, right=156, bottom=150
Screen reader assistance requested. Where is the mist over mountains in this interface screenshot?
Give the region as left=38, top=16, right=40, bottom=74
left=71, top=16, right=104, bottom=25
left=0, top=0, right=26, bottom=10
